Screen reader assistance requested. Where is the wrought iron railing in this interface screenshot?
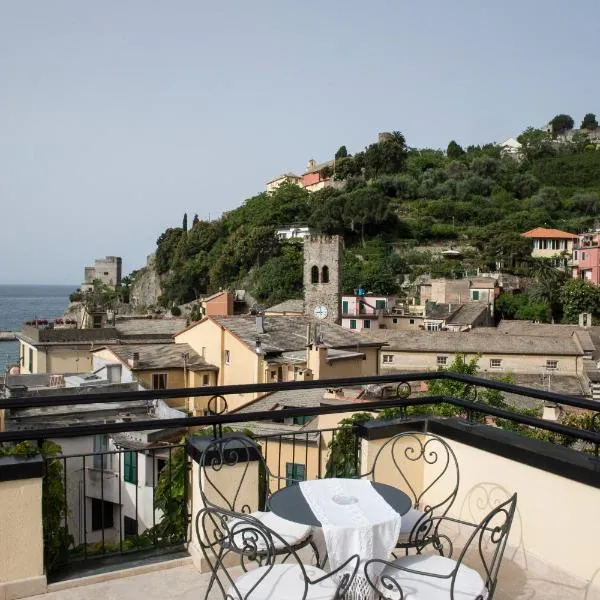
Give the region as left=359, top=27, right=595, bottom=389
left=3, top=372, right=600, bottom=576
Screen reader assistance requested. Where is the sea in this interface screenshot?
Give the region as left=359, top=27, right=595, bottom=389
left=0, top=284, right=74, bottom=374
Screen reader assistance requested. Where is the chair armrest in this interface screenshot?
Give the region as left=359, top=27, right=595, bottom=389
left=365, top=557, right=454, bottom=581
left=310, top=553, right=360, bottom=597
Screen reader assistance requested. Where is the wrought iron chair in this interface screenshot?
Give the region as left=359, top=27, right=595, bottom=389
left=197, top=505, right=360, bottom=600
left=364, top=493, right=517, bottom=600
left=197, top=434, right=319, bottom=565
left=361, top=431, right=460, bottom=554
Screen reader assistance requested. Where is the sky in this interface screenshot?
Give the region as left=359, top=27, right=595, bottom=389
left=1, top=1, right=600, bottom=284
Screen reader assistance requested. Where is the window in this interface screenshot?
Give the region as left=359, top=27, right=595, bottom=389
left=471, top=290, right=480, bottom=301
left=426, top=323, right=439, bottom=331
left=93, top=314, right=103, bottom=328
left=202, top=374, right=209, bottom=385
left=342, top=300, right=349, bottom=314
left=533, top=239, right=540, bottom=249
left=285, top=463, right=306, bottom=486
left=123, top=451, right=137, bottom=484
left=93, top=435, right=109, bottom=470
left=375, top=300, right=386, bottom=310
left=311, top=265, right=319, bottom=284
left=123, top=516, right=137, bottom=537
left=437, top=356, right=447, bottom=367
left=321, top=266, right=329, bottom=283
left=292, top=415, right=311, bottom=425
left=363, top=319, right=371, bottom=329
left=409, top=319, right=415, bottom=325
left=225, top=350, right=231, bottom=365
left=382, top=354, right=393, bottom=364
left=91, top=498, right=114, bottom=531
left=152, top=373, right=167, bottom=389
left=546, top=360, right=558, bottom=370
left=490, top=359, right=503, bottom=369
left=392, top=318, right=398, bottom=324
left=28, top=348, right=33, bottom=371
left=349, top=319, right=357, bottom=330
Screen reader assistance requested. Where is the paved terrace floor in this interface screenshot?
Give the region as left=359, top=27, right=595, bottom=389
left=23, top=550, right=600, bottom=600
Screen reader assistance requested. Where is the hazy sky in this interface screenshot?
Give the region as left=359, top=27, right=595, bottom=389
left=1, top=1, right=599, bottom=284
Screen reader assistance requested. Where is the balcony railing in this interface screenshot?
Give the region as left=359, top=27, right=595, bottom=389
left=1, top=372, right=600, bottom=594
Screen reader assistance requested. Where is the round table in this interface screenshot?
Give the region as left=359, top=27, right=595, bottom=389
left=267, top=480, right=412, bottom=527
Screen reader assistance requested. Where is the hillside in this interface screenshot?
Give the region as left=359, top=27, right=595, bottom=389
left=144, top=123, right=600, bottom=313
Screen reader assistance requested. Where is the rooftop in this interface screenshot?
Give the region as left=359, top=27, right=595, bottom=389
left=210, top=315, right=384, bottom=354
left=96, top=343, right=217, bottom=372
left=446, top=303, right=490, bottom=326
left=371, top=329, right=583, bottom=356
left=264, top=299, right=305, bottom=314
left=114, top=317, right=187, bottom=339
left=522, top=227, right=579, bottom=239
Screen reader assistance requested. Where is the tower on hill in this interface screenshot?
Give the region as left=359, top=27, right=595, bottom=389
left=303, top=235, right=343, bottom=324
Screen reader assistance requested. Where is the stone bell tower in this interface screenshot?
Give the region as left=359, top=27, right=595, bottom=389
left=303, top=235, right=343, bottom=324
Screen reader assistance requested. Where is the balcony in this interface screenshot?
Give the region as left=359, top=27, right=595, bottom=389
left=0, top=374, right=599, bottom=599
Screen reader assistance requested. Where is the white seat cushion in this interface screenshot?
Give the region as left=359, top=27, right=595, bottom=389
left=230, top=511, right=312, bottom=551
left=378, top=555, right=487, bottom=600
left=400, top=507, right=425, bottom=535
left=231, top=563, right=338, bottom=600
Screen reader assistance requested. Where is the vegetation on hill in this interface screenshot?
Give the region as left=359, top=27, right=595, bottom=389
left=147, top=115, right=600, bottom=322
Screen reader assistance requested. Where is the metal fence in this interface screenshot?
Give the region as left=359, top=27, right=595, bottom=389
left=46, top=443, right=188, bottom=574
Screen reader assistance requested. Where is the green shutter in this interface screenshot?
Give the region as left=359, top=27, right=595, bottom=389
left=342, top=300, right=348, bottom=314
left=285, top=463, right=306, bottom=486
left=375, top=300, right=386, bottom=309
left=124, top=451, right=137, bottom=484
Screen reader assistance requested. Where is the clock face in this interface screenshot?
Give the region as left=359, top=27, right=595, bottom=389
left=313, top=304, right=328, bottom=320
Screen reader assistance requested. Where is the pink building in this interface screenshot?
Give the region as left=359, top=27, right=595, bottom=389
left=341, top=294, right=396, bottom=332
left=572, top=231, right=600, bottom=285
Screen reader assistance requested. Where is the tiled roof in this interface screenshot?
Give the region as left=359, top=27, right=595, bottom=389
left=115, top=317, right=188, bottom=339
left=522, top=227, right=578, bottom=239
left=304, top=159, right=334, bottom=174
left=425, top=303, right=463, bottom=320
left=370, top=330, right=583, bottom=356
left=265, top=299, right=305, bottom=314
left=210, top=315, right=384, bottom=354
left=446, top=304, right=489, bottom=326
left=98, top=343, right=218, bottom=371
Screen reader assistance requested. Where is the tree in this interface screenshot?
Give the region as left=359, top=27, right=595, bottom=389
left=446, top=140, right=465, bottom=160
left=530, top=186, right=562, bottom=212
left=517, top=127, right=553, bottom=162
left=559, top=278, right=600, bottom=323
left=182, top=213, right=188, bottom=232
left=581, top=113, right=598, bottom=130
left=550, top=114, right=574, bottom=136
left=192, top=214, right=200, bottom=227
left=530, top=260, right=568, bottom=322
left=335, top=145, right=348, bottom=160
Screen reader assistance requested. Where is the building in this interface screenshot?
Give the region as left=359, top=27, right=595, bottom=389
left=572, top=230, right=600, bottom=285
left=372, top=328, right=592, bottom=383
left=1, top=372, right=186, bottom=548
left=17, top=317, right=187, bottom=375
left=91, top=343, right=218, bottom=412
left=522, top=227, right=578, bottom=267
left=341, top=294, right=397, bottom=332
left=275, top=226, right=312, bottom=240
left=174, top=314, right=383, bottom=410
left=303, top=235, right=343, bottom=325
left=500, top=137, right=522, bottom=158
left=83, top=256, right=122, bottom=289
left=419, top=277, right=499, bottom=307
left=265, top=173, right=302, bottom=194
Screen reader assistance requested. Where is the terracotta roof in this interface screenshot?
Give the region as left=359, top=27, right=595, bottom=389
left=522, top=227, right=578, bottom=239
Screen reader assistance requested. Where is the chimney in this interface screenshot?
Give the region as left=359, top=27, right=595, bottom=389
left=128, top=352, right=140, bottom=369
left=255, top=314, right=265, bottom=334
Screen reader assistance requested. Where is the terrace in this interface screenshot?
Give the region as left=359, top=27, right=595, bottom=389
left=0, top=373, right=599, bottom=600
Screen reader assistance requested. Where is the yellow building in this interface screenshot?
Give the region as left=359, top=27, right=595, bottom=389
left=175, top=314, right=383, bottom=411
left=91, top=343, right=218, bottom=412
left=522, top=227, right=578, bottom=266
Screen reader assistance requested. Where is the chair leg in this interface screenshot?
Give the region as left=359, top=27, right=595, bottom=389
left=204, top=546, right=225, bottom=600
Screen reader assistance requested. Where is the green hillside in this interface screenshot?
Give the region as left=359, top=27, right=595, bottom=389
left=148, top=123, right=600, bottom=320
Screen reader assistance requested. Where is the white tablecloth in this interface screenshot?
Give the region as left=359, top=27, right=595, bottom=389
left=299, top=478, right=401, bottom=599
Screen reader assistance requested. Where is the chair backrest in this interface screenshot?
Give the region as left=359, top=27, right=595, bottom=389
left=364, top=493, right=517, bottom=600
left=197, top=505, right=358, bottom=599
left=365, top=431, right=459, bottom=515
left=198, top=434, right=269, bottom=513
left=454, top=492, right=518, bottom=598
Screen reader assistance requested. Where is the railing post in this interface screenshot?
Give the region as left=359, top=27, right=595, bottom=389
left=0, top=455, right=47, bottom=598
